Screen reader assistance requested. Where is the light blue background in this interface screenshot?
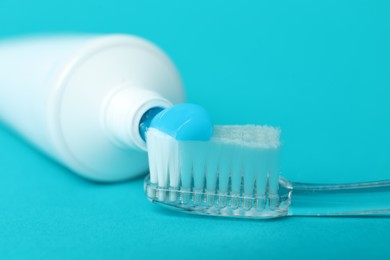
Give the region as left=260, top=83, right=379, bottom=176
left=0, top=0, right=390, bottom=259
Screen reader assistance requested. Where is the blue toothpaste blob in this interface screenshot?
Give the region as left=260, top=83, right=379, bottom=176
left=149, top=103, right=213, bottom=141
left=139, top=107, right=165, bottom=141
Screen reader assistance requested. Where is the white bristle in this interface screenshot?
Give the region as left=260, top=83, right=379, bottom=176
left=242, top=149, right=256, bottom=210
left=205, top=142, right=221, bottom=205
left=146, top=130, right=158, bottom=185
left=191, top=143, right=206, bottom=189
left=167, top=136, right=179, bottom=201
left=230, top=144, right=243, bottom=195
left=217, top=143, right=233, bottom=194
left=267, top=149, right=280, bottom=209
left=254, top=150, right=268, bottom=196
left=253, top=149, right=268, bottom=210
left=146, top=129, right=170, bottom=201
left=242, top=147, right=257, bottom=196
left=178, top=142, right=193, bottom=203
left=146, top=125, right=281, bottom=211
left=156, top=138, right=169, bottom=187
left=191, top=142, right=206, bottom=204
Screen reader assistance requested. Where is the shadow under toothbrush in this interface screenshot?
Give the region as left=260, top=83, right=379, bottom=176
left=148, top=194, right=390, bottom=221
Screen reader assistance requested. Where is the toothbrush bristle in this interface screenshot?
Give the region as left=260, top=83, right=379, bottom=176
left=145, top=125, right=287, bottom=217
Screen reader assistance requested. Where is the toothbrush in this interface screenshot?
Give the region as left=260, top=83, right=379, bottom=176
left=145, top=118, right=390, bottom=218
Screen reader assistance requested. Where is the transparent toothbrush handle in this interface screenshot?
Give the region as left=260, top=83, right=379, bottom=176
left=281, top=178, right=390, bottom=216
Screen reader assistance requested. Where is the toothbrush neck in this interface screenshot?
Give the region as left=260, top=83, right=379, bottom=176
left=102, top=85, right=172, bottom=151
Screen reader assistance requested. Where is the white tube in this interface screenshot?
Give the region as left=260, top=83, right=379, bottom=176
left=0, top=34, right=185, bottom=181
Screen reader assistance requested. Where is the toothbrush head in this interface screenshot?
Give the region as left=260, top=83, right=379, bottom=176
left=144, top=125, right=291, bottom=219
